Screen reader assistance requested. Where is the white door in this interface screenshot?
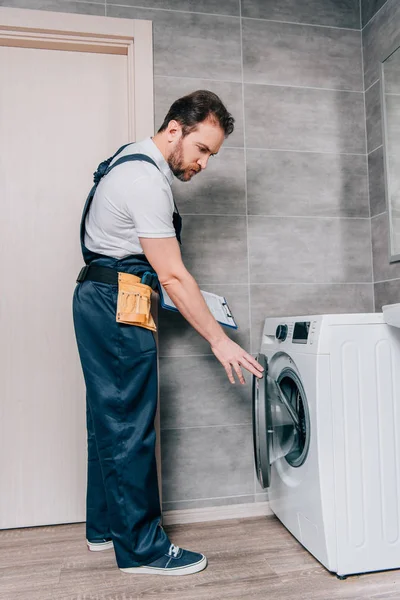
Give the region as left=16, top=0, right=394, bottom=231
left=0, top=8, right=155, bottom=529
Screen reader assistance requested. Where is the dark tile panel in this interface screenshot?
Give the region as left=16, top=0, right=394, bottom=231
left=0, top=0, right=105, bottom=13
left=374, top=278, right=400, bottom=309
left=361, top=0, right=389, bottom=28
left=159, top=355, right=252, bottom=429
left=180, top=215, right=248, bottom=284
left=107, top=5, right=242, bottom=81
left=241, top=0, right=360, bottom=29
left=244, top=84, right=366, bottom=154
left=107, top=0, right=240, bottom=16
left=243, top=19, right=362, bottom=91
left=371, top=212, right=400, bottom=281
left=365, top=79, right=383, bottom=152
left=161, top=425, right=254, bottom=502
left=246, top=149, right=369, bottom=217
left=248, top=216, right=373, bottom=284
left=362, top=0, right=400, bottom=90
left=368, top=146, right=387, bottom=217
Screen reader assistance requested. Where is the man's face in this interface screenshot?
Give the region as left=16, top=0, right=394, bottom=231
left=167, top=119, right=225, bottom=182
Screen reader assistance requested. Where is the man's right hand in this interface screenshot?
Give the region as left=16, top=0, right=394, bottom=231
left=211, top=336, right=264, bottom=385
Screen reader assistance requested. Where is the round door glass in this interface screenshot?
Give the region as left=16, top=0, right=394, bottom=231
left=276, top=368, right=310, bottom=468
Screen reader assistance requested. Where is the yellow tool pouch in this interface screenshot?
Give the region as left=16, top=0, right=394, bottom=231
left=116, top=272, right=157, bottom=332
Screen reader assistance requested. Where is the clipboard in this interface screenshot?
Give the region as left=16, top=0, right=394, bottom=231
left=158, top=285, right=238, bottom=329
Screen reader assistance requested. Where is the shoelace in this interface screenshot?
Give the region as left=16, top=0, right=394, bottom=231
left=168, top=543, right=180, bottom=558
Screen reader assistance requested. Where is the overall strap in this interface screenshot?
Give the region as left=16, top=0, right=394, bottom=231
left=79, top=143, right=132, bottom=245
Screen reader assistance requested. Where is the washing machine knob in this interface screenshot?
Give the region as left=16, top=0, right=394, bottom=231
left=276, top=324, right=288, bottom=341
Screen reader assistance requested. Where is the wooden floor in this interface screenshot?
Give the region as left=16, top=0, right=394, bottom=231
left=1, top=515, right=400, bottom=600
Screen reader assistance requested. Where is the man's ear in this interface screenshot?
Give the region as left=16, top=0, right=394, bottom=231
left=166, top=120, right=183, bottom=143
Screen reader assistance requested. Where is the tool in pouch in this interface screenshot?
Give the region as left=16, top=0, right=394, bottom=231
left=116, top=271, right=158, bottom=332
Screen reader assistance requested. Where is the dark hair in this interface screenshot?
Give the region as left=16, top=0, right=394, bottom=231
left=157, top=90, right=234, bottom=138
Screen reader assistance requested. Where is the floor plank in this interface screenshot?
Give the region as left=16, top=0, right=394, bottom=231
left=1, top=516, right=400, bottom=600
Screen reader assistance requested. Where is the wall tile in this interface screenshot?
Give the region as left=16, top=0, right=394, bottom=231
left=161, top=425, right=254, bottom=502
left=244, top=84, right=366, bottom=153
left=243, top=19, right=362, bottom=91
left=361, top=0, right=389, bottom=28
left=241, top=0, right=360, bottom=29
left=154, top=77, right=244, bottom=148
left=107, top=0, right=240, bottom=16
left=107, top=5, right=242, bottom=81
left=158, top=284, right=250, bottom=356
left=250, top=283, right=374, bottom=352
left=371, top=212, right=400, bottom=281
left=246, top=149, right=369, bottom=217
left=368, top=146, right=387, bottom=216
left=180, top=215, right=248, bottom=284
left=248, top=216, right=373, bottom=284
left=374, top=278, right=400, bottom=309
left=362, top=0, right=400, bottom=90
left=0, top=0, right=105, bottom=13
left=159, top=356, right=252, bottom=429
left=365, top=79, right=383, bottom=152
left=172, top=148, right=246, bottom=215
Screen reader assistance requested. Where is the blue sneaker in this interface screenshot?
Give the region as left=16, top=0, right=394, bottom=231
left=119, top=544, right=207, bottom=576
left=86, top=538, right=114, bottom=552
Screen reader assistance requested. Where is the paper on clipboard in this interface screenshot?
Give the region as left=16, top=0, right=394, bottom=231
left=159, top=285, right=238, bottom=329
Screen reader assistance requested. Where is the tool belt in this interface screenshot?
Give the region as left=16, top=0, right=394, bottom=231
left=76, top=265, right=157, bottom=332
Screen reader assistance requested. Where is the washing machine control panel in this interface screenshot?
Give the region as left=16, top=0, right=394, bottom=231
left=274, top=320, right=319, bottom=347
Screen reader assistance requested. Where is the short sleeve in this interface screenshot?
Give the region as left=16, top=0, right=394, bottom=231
left=123, top=174, right=176, bottom=239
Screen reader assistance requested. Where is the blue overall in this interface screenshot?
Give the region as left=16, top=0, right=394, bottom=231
left=72, top=145, right=182, bottom=568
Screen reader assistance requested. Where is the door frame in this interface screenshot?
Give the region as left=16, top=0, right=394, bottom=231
left=0, top=6, right=154, bottom=142
left=0, top=6, right=164, bottom=513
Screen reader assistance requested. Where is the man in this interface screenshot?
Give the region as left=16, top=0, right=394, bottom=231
left=73, top=90, right=264, bottom=576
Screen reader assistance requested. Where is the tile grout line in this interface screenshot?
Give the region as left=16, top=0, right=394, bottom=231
left=361, top=0, right=391, bottom=31
left=224, top=146, right=368, bottom=156
left=161, top=423, right=252, bottom=431
left=368, top=144, right=383, bottom=155
left=360, top=6, right=375, bottom=309
left=239, top=0, right=256, bottom=501
left=104, top=3, right=362, bottom=31
left=156, top=74, right=364, bottom=94
left=365, top=77, right=380, bottom=94
left=181, top=214, right=371, bottom=219
left=371, top=211, right=387, bottom=219
left=375, top=277, right=400, bottom=284
left=163, top=493, right=257, bottom=505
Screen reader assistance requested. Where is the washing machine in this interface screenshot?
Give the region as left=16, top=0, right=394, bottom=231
left=253, top=313, right=400, bottom=577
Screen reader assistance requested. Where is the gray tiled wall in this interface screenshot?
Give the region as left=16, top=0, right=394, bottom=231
left=4, top=0, right=374, bottom=512
left=361, top=0, right=400, bottom=309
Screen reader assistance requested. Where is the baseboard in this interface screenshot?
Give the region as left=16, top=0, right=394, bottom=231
left=162, top=501, right=272, bottom=526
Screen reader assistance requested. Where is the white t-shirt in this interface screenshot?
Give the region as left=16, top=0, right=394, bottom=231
left=84, top=137, right=176, bottom=258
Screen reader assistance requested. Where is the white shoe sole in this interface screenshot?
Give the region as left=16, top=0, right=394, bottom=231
left=87, top=540, right=114, bottom=552
left=119, top=555, right=207, bottom=576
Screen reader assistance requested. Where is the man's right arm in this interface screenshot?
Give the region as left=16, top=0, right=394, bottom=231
left=139, top=236, right=264, bottom=384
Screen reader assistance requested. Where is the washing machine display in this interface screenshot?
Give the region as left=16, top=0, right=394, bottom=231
left=252, top=352, right=311, bottom=489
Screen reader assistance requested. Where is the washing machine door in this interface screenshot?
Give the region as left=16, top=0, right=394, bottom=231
left=252, top=353, right=300, bottom=489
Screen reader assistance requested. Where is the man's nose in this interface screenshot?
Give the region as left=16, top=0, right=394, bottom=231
left=197, top=156, right=209, bottom=170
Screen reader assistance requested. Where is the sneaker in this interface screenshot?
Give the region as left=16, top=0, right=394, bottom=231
left=119, top=543, right=207, bottom=576
left=87, top=538, right=114, bottom=552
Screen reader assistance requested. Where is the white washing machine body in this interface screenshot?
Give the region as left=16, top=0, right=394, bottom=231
left=253, top=313, right=400, bottom=577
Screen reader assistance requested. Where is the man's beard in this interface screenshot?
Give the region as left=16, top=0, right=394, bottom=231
left=168, top=140, right=198, bottom=182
